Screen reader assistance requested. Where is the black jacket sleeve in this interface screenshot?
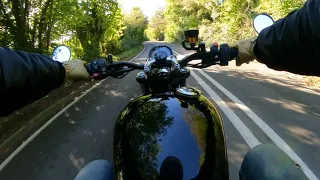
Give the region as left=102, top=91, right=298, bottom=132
left=254, top=0, right=320, bottom=76
left=0, top=47, right=66, bottom=116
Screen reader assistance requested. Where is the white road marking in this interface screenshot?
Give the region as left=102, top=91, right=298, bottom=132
left=129, top=47, right=145, bottom=62
left=191, top=71, right=261, bottom=148
left=197, top=69, right=318, bottom=180
left=173, top=49, right=317, bottom=180
left=0, top=47, right=146, bottom=171
left=0, top=80, right=105, bottom=171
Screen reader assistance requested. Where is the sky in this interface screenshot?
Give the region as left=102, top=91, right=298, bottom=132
left=119, top=0, right=166, bottom=19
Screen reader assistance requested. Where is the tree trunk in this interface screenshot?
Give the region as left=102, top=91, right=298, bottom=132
left=45, top=0, right=55, bottom=54
left=46, top=26, right=52, bottom=54
left=10, top=0, right=31, bottom=51
left=76, top=27, right=89, bottom=60
left=76, top=26, right=101, bottom=61
left=37, top=0, right=53, bottom=53
left=30, top=17, right=38, bottom=51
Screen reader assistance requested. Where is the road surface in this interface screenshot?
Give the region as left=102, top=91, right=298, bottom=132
left=1, top=42, right=319, bottom=180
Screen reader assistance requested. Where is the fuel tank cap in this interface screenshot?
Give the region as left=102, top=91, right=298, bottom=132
left=176, top=87, right=201, bottom=98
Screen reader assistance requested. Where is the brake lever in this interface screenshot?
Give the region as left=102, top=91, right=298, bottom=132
left=110, top=68, right=134, bottom=78
left=189, top=63, right=216, bottom=68
left=86, top=59, right=129, bottom=80
left=178, top=43, right=238, bottom=68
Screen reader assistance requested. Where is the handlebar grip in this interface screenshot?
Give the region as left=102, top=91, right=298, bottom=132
left=231, top=47, right=238, bottom=59
left=220, top=44, right=239, bottom=66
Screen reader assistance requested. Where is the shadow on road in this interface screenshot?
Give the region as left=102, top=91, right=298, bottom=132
left=0, top=71, right=143, bottom=180
left=202, top=68, right=320, bottom=176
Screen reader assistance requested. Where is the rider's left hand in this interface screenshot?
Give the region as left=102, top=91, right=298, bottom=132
left=233, top=37, right=257, bottom=66
left=62, top=60, right=91, bottom=81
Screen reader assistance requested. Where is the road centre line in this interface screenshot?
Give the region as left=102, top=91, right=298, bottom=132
left=197, top=69, right=318, bottom=180
left=0, top=47, right=146, bottom=171
left=190, top=71, right=261, bottom=148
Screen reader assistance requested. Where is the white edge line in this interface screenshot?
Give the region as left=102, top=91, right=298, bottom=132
left=190, top=71, right=261, bottom=148
left=0, top=46, right=146, bottom=171
left=129, top=46, right=145, bottom=62
left=197, top=69, right=318, bottom=180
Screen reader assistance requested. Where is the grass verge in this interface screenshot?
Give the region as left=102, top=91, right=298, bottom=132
left=114, top=45, right=144, bottom=61
left=303, top=76, right=320, bottom=88
left=252, top=60, right=320, bottom=89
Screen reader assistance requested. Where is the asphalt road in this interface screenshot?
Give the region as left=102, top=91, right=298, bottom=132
left=1, top=42, right=320, bottom=180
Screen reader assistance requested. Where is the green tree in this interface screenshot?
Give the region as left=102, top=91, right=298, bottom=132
left=0, top=0, right=69, bottom=53
left=114, top=99, right=174, bottom=179
left=163, top=0, right=304, bottom=45
left=121, top=7, right=148, bottom=50
left=146, top=9, right=166, bottom=41
left=202, top=0, right=258, bottom=44
left=163, top=0, right=212, bottom=42
left=0, top=25, right=12, bottom=47
left=68, top=0, right=123, bottom=60
left=0, top=0, right=125, bottom=60
left=256, top=0, right=304, bottom=20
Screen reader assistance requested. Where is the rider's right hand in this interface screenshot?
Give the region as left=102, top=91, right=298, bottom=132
left=233, top=37, right=257, bottom=66
left=62, top=60, right=91, bottom=81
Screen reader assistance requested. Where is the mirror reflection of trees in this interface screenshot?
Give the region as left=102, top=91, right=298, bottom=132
left=115, top=99, right=173, bottom=179
left=183, top=104, right=207, bottom=165
left=181, top=96, right=228, bottom=179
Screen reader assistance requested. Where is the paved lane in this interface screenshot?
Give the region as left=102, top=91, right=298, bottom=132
left=1, top=42, right=319, bottom=179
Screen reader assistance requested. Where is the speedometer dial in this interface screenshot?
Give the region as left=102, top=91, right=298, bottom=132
left=148, top=46, right=173, bottom=60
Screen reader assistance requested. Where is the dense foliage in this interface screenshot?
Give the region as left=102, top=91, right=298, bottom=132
left=0, top=0, right=147, bottom=61
left=146, top=9, right=166, bottom=41
left=121, top=7, right=148, bottom=50
left=156, top=0, right=305, bottom=45
left=1, top=0, right=306, bottom=60
left=0, top=0, right=68, bottom=53
left=70, top=0, right=124, bottom=60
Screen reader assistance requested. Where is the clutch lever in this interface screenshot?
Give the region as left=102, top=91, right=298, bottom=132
left=110, top=68, right=134, bottom=78
left=86, top=59, right=138, bottom=80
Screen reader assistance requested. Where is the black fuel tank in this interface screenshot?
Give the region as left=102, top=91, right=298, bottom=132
left=113, top=87, right=228, bottom=179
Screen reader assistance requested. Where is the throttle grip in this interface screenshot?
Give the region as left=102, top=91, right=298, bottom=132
left=231, top=47, right=239, bottom=59
left=219, top=44, right=239, bottom=66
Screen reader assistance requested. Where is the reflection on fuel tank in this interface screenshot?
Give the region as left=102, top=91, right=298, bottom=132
left=159, top=156, right=183, bottom=180
left=113, top=93, right=228, bottom=180
left=178, top=95, right=228, bottom=179
left=114, top=97, right=174, bottom=179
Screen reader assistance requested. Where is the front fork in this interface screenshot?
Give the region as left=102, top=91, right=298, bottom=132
left=139, top=81, right=187, bottom=95
left=140, top=84, right=151, bottom=95
left=136, top=71, right=187, bottom=95
left=136, top=72, right=150, bottom=95
left=179, top=79, right=186, bottom=87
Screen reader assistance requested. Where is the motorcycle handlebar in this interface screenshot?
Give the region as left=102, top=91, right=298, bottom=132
left=86, top=44, right=238, bottom=80
left=178, top=52, right=208, bottom=67
left=106, top=61, right=144, bottom=70
left=178, top=44, right=238, bottom=67
left=86, top=59, right=144, bottom=80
